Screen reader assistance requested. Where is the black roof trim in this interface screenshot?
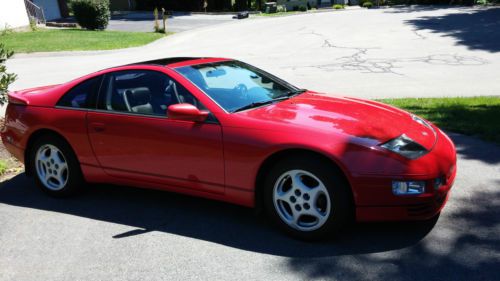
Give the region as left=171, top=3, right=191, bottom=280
left=126, top=57, right=203, bottom=67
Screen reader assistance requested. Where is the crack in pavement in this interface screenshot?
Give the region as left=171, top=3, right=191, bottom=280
left=321, top=39, right=400, bottom=74
left=307, top=53, right=488, bottom=75
left=412, top=29, right=427, bottom=40
left=291, top=29, right=488, bottom=75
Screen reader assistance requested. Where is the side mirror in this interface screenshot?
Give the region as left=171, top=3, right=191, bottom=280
left=167, top=103, right=209, bottom=122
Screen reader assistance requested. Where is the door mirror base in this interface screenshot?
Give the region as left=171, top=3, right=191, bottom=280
left=167, top=103, right=209, bottom=122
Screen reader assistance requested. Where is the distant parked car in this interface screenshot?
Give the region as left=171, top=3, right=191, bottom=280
left=234, top=11, right=249, bottom=19
left=1, top=57, right=456, bottom=240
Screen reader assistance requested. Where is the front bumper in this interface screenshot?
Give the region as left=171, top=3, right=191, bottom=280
left=356, top=166, right=456, bottom=221
left=352, top=128, right=457, bottom=222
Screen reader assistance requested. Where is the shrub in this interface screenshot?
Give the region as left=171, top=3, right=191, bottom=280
left=0, top=160, right=7, bottom=176
left=1, top=24, right=13, bottom=36
left=276, top=5, right=286, bottom=12
left=476, top=0, right=489, bottom=4
left=333, top=4, right=345, bottom=9
left=363, top=1, right=374, bottom=7
left=72, top=0, right=110, bottom=30
left=0, top=44, right=16, bottom=106
left=298, top=5, right=307, bottom=11
left=29, top=18, right=38, bottom=31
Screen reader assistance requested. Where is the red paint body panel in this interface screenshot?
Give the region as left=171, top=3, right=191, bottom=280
left=1, top=59, right=457, bottom=222
left=86, top=111, right=225, bottom=194
left=1, top=106, right=99, bottom=167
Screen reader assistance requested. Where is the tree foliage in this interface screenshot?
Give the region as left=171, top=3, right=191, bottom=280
left=72, top=0, right=111, bottom=30
left=0, top=44, right=16, bottom=106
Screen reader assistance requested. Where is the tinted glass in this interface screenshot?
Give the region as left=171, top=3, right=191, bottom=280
left=57, top=76, right=102, bottom=108
left=175, top=61, right=298, bottom=112
left=98, top=70, right=207, bottom=117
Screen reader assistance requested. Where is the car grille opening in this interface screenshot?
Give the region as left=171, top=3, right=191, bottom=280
left=406, top=192, right=448, bottom=217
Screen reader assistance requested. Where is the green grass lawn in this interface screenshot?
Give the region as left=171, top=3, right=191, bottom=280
left=380, top=96, right=500, bottom=144
left=0, top=29, right=167, bottom=53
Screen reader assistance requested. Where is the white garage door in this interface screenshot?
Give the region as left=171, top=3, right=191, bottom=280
left=33, top=0, right=61, bottom=21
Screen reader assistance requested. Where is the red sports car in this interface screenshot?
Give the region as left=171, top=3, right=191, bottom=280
left=1, top=57, right=456, bottom=240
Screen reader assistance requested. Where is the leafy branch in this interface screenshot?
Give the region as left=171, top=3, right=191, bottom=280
left=0, top=43, right=17, bottom=106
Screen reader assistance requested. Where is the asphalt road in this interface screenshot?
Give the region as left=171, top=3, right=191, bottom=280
left=7, top=7, right=500, bottom=99
left=1, top=7, right=500, bottom=280
left=107, top=12, right=234, bottom=33
left=0, top=133, right=499, bottom=280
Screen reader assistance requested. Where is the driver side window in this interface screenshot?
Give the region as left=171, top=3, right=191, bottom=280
left=97, top=70, right=206, bottom=117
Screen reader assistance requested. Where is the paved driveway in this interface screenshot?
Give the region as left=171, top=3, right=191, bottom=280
left=0, top=133, right=499, bottom=280
left=1, top=9, right=500, bottom=279
left=107, top=12, right=235, bottom=33
left=7, top=7, right=500, bottom=99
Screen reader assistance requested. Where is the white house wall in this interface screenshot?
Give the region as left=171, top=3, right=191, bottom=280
left=0, top=0, right=30, bottom=29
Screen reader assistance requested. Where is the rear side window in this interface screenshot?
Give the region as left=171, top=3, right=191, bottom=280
left=57, top=76, right=102, bottom=109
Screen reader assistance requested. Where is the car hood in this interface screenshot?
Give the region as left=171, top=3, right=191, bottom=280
left=239, top=92, right=437, bottom=150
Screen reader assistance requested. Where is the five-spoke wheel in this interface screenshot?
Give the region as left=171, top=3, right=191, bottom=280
left=30, top=134, right=84, bottom=197
left=264, top=155, right=352, bottom=240
left=35, top=144, right=69, bottom=191
left=273, top=169, right=331, bottom=232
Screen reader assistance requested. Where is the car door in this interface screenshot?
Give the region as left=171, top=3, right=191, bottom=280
left=86, top=69, right=225, bottom=194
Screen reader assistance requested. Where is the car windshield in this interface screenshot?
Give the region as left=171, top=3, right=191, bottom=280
left=175, top=61, right=303, bottom=113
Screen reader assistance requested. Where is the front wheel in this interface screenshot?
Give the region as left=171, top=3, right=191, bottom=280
left=30, top=134, right=84, bottom=197
left=264, top=156, right=352, bottom=240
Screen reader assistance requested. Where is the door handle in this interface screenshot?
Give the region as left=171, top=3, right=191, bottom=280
left=91, top=122, right=105, bottom=132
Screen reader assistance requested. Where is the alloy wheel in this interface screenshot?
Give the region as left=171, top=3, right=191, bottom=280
left=35, top=144, right=69, bottom=191
left=273, top=169, right=332, bottom=232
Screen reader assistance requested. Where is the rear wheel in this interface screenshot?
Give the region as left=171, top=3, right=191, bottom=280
left=29, top=134, right=84, bottom=197
left=264, top=155, right=352, bottom=240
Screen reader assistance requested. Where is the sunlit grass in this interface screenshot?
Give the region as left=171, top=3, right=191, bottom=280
left=0, top=28, right=168, bottom=53
left=379, top=96, right=500, bottom=144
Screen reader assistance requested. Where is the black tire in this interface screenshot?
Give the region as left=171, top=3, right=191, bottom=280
left=29, top=134, right=84, bottom=197
left=264, top=154, right=353, bottom=241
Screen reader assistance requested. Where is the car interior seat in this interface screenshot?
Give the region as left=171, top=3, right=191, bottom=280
left=124, top=87, right=154, bottom=115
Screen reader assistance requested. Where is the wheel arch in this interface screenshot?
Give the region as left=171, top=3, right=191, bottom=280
left=24, top=128, right=75, bottom=177
left=254, top=148, right=354, bottom=215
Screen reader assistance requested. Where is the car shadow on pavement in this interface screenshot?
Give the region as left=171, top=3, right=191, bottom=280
left=0, top=174, right=436, bottom=258
left=284, top=187, right=500, bottom=280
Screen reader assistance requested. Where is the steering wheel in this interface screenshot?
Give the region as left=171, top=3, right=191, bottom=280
left=233, top=84, right=248, bottom=99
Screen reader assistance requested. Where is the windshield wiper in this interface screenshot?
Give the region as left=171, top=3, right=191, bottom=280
left=231, top=89, right=307, bottom=113
left=232, top=96, right=290, bottom=113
